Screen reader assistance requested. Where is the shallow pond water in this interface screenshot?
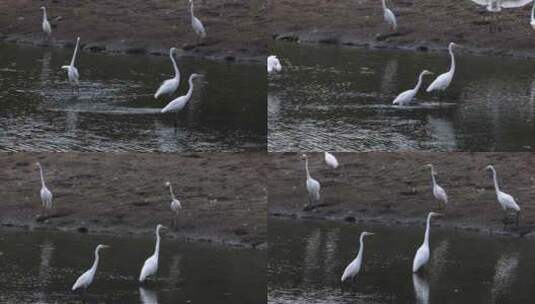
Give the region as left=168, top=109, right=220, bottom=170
left=268, top=218, right=535, bottom=304
left=0, top=230, right=265, bottom=303
left=0, top=43, right=266, bottom=152
left=268, top=42, right=535, bottom=152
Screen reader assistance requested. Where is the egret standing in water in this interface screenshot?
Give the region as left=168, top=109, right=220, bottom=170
left=341, top=231, right=375, bottom=283
left=381, top=0, right=397, bottom=30
left=165, top=181, right=182, bottom=228
left=302, top=154, right=320, bottom=208
left=61, top=37, right=80, bottom=90
left=392, top=70, right=433, bottom=106
left=139, top=224, right=166, bottom=283
left=154, top=48, right=180, bottom=99
left=36, top=162, right=53, bottom=214
left=72, top=244, right=110, bottom=291
left=324, top=152, right=339, bottom=169
left=267, top=55, right=282, bottom=74
left=161, top=73, right=202, bottom=127
left=190, top=0, right=206, bottom=44
left=485, top=165, right=521, bottom=225
left=426, top=43, right=458, bottom=97
left=413, top=212, right=442, bottom=273
left=40, top=6, right=52, bottom=38
left=424, top=164, right=448, bottom=209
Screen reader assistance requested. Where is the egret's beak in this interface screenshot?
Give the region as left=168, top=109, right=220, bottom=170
left=102, top=245, right=111, bottom=249
left=434, top=213, right=444, bottom=217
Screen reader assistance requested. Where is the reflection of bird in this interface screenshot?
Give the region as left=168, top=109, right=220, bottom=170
left=413, top=212, right=442, bottom=273
left=424, top=164, right=448, bottom=209
left=267, top=55, right=282, bottom=74
left=36, top=162, right=53, bottom=212
left=165, top=182, right=182, bottom=228
left=485, top=165, right=520, bottom=224
left=40, top=7, right=52, bottom=36
left=139, top=225, right=166, bottom=282
left=392, top=70, right=433, bottom=106
left=302, top=154, right=320, bottom=207
left=161, top=74, right=202, bottom=113
left=412, top=273, right=430, bottom=304
left=341, top=232, right=375, bottom=282
left=154, top=48, right=180, bottom=99
left=427, top=43, right=458, bottom=94
left=72, top=244, right=110, bottom=291
left=190, top=0, right=206, bottom=44
left=324, top=152, right=339, bottom=169
left=139, top=287, right=159, bottom=304
left=381, top=0, right=397, bottom=30
left=490, top=252, right=520, bottom=304
left=61, top=37, right=80, bottom=87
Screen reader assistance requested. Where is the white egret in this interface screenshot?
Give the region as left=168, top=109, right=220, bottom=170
left=392, top=70, right=433, bottom=106
left=531, top=0, right=535, bottom=29
left=469, top=0, right=532, bottom=12
left=72, top=244, right=110, bottom=291
left=485, top=165, right=520, bottom=224
left=154, top=48, right=180, bottom=99
left=324, top=152, right=339, bottom=169
left=165, top=181, right=182, bottom=228
left=161, top=73, right=202, bottom=114
left=412, top=212, right=442, bottom=273
left=426, top=43, right=458, bottom=94
left=267, top=55, right=282, bottom=74
left=302, top=154, right=320, bottom=207
left=36, top=162, right=53, bottom=212
left=381, top=0, right=397, bottom=30
left=424, top=164, right=448, bottom=209
left=139, top=224, right=166, bottom=283
left=341, top=231, right=375, bottom=282
left=190, top=0, right=206, bottom=44
left=40, top=6, right=52, bottom=37
left=61, top=37, right=80, bottom=87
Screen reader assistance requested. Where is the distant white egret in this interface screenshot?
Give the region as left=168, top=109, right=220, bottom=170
left=324, top=152, right=339, bottom=169
left=190, top=0, right=206, bottom=44
left=61, top=37, right=80, bottom=87
left=302, top=154, right=320, bottom=207
left=531, top=0, right=535, bottom=29
left=424, top=164, right=448, bottom=209
left=485, top=165, right=520, bottom=224
left=392, top=70, right=433, bottom=106
left=381, top=0, right=397, bottom=30
left=469, top=0, right=532, bottom=12
left=165, top=181, right=182, bottom=228
left=341, top=231, right=375, bottom=282
left=154, top=48, right=180, bottom=99
left=161, top=73, right=202, bottom=114
left=40, top=7, right=52, bottom=37
left=72, top=244, right=110, bottom=291
left=139, top=224, right=166, bottom=282
left=36, top=162, right=53, bottom=212
left=412, top=212, right=442, bottom=273
left=267, top=55, right=282, bottom=74
left=426, top=43, right=458, bottom=94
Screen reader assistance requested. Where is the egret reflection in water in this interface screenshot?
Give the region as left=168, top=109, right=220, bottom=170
left=490, top=252, right=520, bottom=304
left=412, top=273, right=430, bottom=304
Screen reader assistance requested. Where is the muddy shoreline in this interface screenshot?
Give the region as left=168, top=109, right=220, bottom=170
left=269, top=0, right=535, bottom=59
left=268, top=153, right=535, bottom=239
left=0, top=153, right=268, bottom=250
left=0, top=0, right=267, bottom=63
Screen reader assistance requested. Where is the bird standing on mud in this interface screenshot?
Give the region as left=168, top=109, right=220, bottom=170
left=424, top=164, right=448, bottom=210
left=154, top=48, right=180, bottom=99
left=341, top=231, right=375, bottom=283
left=302, top=154, right=320, bottom=209
left=485, top=165, right=520, bottom=225
left=392, top=70, right=433, bottom=106
left=139, top=224, right=166, bottom=283
left=40, top=6, right=52, bottom=38
left=165, top=181, right=182, bottom=228
left=267, top=55, right=282, bottom=74
left=36, top=162, right=53, bottom=214
left=61, top=37, right=81, bottom=90
left=427, top=43, right=458, bottom=96
left=190, top=0, right=206, bottom=45
left=413, top=212, right=442, bottom=273
left=72, top=244, right=110, bottom=291
left=380, top=0, right=397, bottom=31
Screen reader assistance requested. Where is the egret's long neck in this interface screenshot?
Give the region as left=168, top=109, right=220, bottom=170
left=70, top=39, right=79, bottom=67
left=38, top=166, right=46, bottom=188
left=448, top=46, right=456, bottom=74
left=414, top=72, right=425, bottom=92
left=91, top=248, right=100, bottom=272
left=430, top=170, right=437, bottom=188
left=42, top=9, right=48, bottom=21
left=531, top=1, right=535, bottom=21
left=170, top=52, right=179, bottom=79
left=356, top=235, right=365, bottom=259
left=168, top=185, right=175, bottom=199
left=304, top=158, right=311, bottom=179
left=185, top=76, right=195, bottom=99
left=423, top=215, right=432, bottom=246
left=491, top=168, right=500, bottom=194
left=381, top=0, right=387, bottom=10
left=154, top=229, right=161, bottom=257
left=190, top=1, right=195, bottom=18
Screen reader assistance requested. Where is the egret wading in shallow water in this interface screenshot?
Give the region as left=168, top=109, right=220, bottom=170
left=72, top=244, right=110, bottom=291
left=154, top=48, right=180, bottom=99
left=40, top=6, right=52, bottom=38
left=139, top=224, right=166, bottom=283
left=392, top=70, right=433, bottom=106
left=424, top=164, right=448, bottom=210
left=267, top=55, right=282, bottom=74
left=413, top=212, right=442, bottom=273
left=302, top=154, right=320, bottom=208
left=324, top=152, right=339, bottom=169
left=341, top=231, right=375, bottom=283
left=381, top=0, right=397, bottom=31
left=165, top=181, right=182, bottom=228
left=36, top=162, right=53, bottom=214
left=61, top=37, right=80, bottom=90
left=190, top=0, right=206, bottom=44
left=485, top=165, right=520, bottom=225
left=161, top=73, right=202, bottom=127
left=426, top=43, right=458, bottom=98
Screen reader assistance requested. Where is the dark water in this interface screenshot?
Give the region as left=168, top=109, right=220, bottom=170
left=268, top=42, right=535, bottom=152
left=268, top=219, right=535, bottom=304
left=0, top=230, right=265, bottom=303
left=0, top=43, right=266, bottom=152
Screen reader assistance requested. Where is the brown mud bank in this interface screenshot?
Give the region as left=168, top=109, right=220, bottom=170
left=0, top=153, right=267, bottom=249
left=269, top=0, right=535, bottom=58
left=0, top=0, right=267, bottom=63
left=269, top=152, right=535, bottom=239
